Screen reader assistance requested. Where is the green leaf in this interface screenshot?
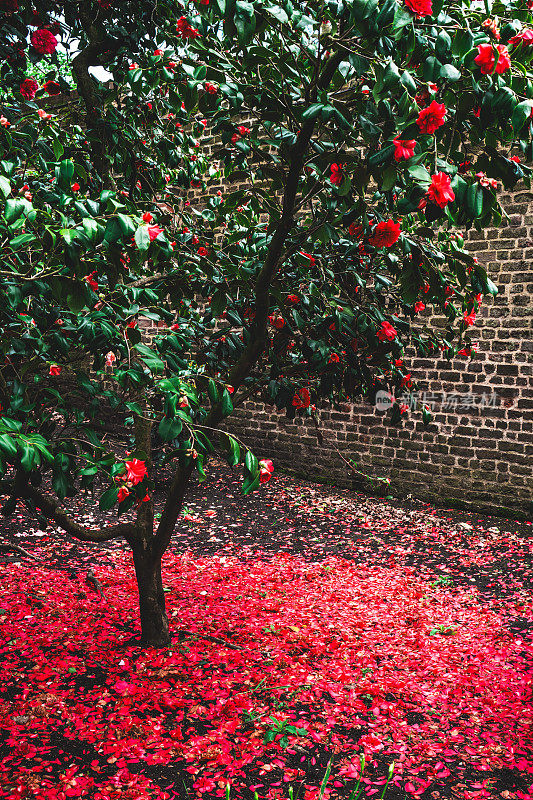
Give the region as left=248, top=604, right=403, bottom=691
left=511, top=100, right=533, bottom=132
left=0, top=434, right=18, bottom=459
left=117, top=213, right=136, bottom=237
left=392, top=5, right=413, bottom=33
left=158, top=416, right=183, bottom=441
left=135, top=225, right=151, bottom=251
left=5, top=199, right=25, bottom=224
left=465, top=183, right=483, bottom=218
left=440, top=64, right=461, bottom=82
left=242, top=471, right=260, bottom=496
left=245, top=450, right=258, bottom=474
left=99, top=485, right=119, bottom=511
left=20, top=443, right=37, bottom=472
left=0, top=175, right=11, bottom=198
left=225, top=435, right=240, bottom=467
left=10, top=233, right=36, bottom=250
left=221, top=389, right=233, bottom=417
left=59, top=159, right=75, bottom=183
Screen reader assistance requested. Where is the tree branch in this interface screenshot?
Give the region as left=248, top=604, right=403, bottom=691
left=25, top=486, right=136, bottom=543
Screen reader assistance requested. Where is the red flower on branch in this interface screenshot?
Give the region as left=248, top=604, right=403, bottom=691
left=330, top=163, right=344, bottom=187
left=176, top=17, right=201, bottom=39
left=393, top=138, right=416, bottom=161
left=42, top=80, right=61, bottom=95
left=49, top=364, right=62, bottom=376
left=368, top=220, right=401, bottom=248
left=148, top=225, right=163, bottom=242
left=416, top=101, right=446, bottom=134
left=404, top=0, right=432, bottom=17
left=509, top=28, right=533, bottom=47
left=428, top=172, right=455, bottom=207
left=124, top=459, right=147, bottom=485
left=259, top=459, right=274, bottom=483
left=30, top=29, right=58, bottom=55
left=377, top=321, right=397, bottom=342
left=292, top=387, right=311, bottom=409
left=474, top=43, right=511, bottom=74
left=19, top=79, right=39, bottom=100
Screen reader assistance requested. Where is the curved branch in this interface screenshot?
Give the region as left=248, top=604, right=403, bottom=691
left=25, top=486, right=136, bottom=543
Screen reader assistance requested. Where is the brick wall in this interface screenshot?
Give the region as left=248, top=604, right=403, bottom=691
left=225, top=190, right=533, bottom=519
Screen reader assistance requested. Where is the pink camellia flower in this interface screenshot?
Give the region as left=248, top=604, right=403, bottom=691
left=49, top=364, right=62, bottom=376
left=30, top=29, right=58, bottom=55
left=124, top=459, right=147, bottom=485
left=19, top=79, right=39, bottom=100
left=148, top=225, right=163, bottom=242
left=259, top=459, right=274, bottom=484
left=509, top=28, right=533, bottom=47
left=37, top=108, right=51, bottom=121
left=105, top=351, right=116, bottom=367
left=376, top=321, right=397, bottom=342
left=0, top=116, right=10, bottom=127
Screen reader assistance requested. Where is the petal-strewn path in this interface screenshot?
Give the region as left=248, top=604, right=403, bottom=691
left=0, top=463, right=531, bottom=800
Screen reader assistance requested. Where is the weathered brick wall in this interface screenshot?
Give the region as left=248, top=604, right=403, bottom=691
left=225, top=190, right=533, bottom=518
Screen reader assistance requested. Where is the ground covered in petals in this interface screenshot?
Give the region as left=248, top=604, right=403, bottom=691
left=0, top=464, right=532, bottom=800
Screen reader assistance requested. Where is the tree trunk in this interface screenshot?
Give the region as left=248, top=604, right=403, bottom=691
left=131, top=545, right=170, bottom=647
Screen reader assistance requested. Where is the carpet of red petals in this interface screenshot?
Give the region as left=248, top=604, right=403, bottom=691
left=0, top=465, right=532, bottom=800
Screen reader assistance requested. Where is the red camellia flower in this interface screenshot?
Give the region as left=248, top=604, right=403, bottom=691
left=142, top=212, right=153, bottom=223
left=474, top=43, right=511, bottom=75
left=19, top=79, right=39, bottom=100
left=30, top=29, right=58, bottom=55
left=427, top=172, right=455, bottom=208
left=292, top=387, right=311, bottom=409
left=197, top=246, right=208, bottom=257
left=49, top=364, right=61, bottom=376
left=273, top=316, right=285, bottom=330
left=176, top=17, right=201, bottom=39
left=376, top=321, right=397, bottom=342
left=287, top=294, right=299, bottom=305
left=328, top=352, right=340, bottom=364
left=464, top=310, right=476, bottom=327
left=42, top=80, right=61, bottom=95
left=237, top=125, right=250, bottom=136
left=330, top=163, right=344, bottom=186
left=509, top=29, right=533, bottom=47
left=404, top=0, right=432, bottom=17
left=204, top=82, right=217, bottom=94
left=393, top=138, right=416, bottom=161
left=71, top=182, right=80, bottom=192
left=416, top=101, right=446, bottom=134
left=259, top=459, right=274, bottom=483
left=368, top=220, right=401, bottom=248
left=348, top=222, right=363, bottom=237
left=124, top=459, right=147, bottom=485
left=414, top=301, right=426, bottom=313
left=117, top=486, right=130, bottom=503
left=85, top=271, right=98, bottom=291
left=148, top=225, right=163, bottom=242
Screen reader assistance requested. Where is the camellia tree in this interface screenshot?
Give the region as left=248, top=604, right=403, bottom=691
left=0, top=0, right=532, bottom=645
